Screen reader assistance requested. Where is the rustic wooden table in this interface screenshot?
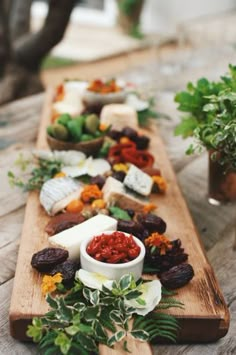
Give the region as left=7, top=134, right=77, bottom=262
left=0, top=43, right=236, bottom=354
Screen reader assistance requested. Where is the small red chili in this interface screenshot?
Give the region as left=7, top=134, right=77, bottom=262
left=86, top=231, right=140, bottom=264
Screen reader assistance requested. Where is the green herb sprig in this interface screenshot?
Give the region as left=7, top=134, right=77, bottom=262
left=174, top=64, right=236, bottom=169
left=27, top=274, right=182, bottom=354
left=8, top=155, right=62, bottom=191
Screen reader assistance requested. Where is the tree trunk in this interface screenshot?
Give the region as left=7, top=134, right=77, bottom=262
left=0, top=0, right=76, bottom=105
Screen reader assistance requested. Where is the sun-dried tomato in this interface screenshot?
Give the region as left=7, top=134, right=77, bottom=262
left=108, top=142, right=136, bottom=164
left=122, top=149, right=154, bottom=168
left=86, top=231, right=140, bottom=264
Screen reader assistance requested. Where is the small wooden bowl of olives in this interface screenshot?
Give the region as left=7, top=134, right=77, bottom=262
left=47, top=113, right=105, bottom=156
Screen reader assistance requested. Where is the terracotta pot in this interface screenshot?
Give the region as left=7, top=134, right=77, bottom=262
left=208, top=150, right=236, bottom=205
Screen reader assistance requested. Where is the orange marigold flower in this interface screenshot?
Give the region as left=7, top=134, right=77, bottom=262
left=81, top=184, right=103, bottom=203
left=41, top=273, right=63, bottom=296
left=152, top=175, right=167, bottom=193
left=145, top=233, right=172, bottom=255
left=143, top=203, right=157, bottom=213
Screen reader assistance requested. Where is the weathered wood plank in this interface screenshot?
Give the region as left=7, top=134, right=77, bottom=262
left=0, top=279, right=37, bottom=355
left=0, top=94, right=43, bottom=150
left=155, top=225, right=236, bottom=354
left=0, top=144, right=33, bottom=217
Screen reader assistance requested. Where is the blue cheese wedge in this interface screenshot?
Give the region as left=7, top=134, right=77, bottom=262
left=49, top=214, right=117, bottom=261
left=124, top=164, right=153, bottom=196
left=102, top=176, right=148, bottom=212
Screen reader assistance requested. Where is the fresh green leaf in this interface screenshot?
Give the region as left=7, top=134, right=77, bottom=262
left=107, top=330, right=126, bottom=347
left=130, top=329, right=149, bottom=341
left=109, top=206, right=131, bottom=221
left=55, top=332, right=71, bottom=355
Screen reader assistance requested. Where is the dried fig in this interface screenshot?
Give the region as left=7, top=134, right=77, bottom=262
left=160, top=263, right=194, bottom=289
left=31, top=248, right=68, bottom=272
left=137, top=213, right=166, bottom=234
left=48, top=260, right=78, bottom=287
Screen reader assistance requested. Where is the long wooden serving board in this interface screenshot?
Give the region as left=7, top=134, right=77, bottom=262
left=9, top=90, right=229, bottom=348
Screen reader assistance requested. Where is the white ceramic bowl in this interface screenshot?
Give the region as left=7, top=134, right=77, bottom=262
left=80, top=231, right=145, bottom=281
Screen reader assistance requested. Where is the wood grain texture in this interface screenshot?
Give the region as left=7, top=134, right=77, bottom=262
left=9, top=90, right=230, bottom=347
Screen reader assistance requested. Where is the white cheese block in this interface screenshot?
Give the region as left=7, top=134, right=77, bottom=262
left=49, top=214, right=118, bottom=261
left=124, top=164, right=153, bottom=196
left=102, top=176, right=148, bottom=212
left=100, top=104, right=138, bottom=130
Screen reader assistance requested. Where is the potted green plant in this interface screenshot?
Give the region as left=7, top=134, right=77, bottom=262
left=174, top=64, right=236, bottom=204
left=117, top=0, right=144, bottom=38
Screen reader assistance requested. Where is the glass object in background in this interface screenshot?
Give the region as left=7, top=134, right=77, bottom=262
left=208, top=150, right=236, bottom=205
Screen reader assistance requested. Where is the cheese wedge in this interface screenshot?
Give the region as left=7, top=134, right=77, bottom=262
left=100, top=104, right=138, bottom=130
left=102, top=176, right=148, bottom=212
left=49, top=214, right=117, bottom=261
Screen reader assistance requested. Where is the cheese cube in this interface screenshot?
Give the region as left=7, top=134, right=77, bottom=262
left=49, top=214, right=117, bottom=261
left=124, top=164, right=153, bottom=196
left=102, top=176, right=148, bottom=212
left=100, top=104, right=139, bottom=130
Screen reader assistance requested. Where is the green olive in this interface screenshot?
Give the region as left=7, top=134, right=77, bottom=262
left=47, top=125, right=54, bottom=137
left=57, top=113, right=71, bottom=126
left=51, top=123, right=69, bottom=141
left=85, top=114, right=99, bottom=135
left=67, top=119, right=82, bottom=142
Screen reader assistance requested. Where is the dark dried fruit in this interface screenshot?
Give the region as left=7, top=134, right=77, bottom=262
left=112, top=171, right=126, bottom=182
left=31, top=248, right=68, bottom=272
left=48, top=260, right=78, bottom=287
left=160, top=263, right=194, bottom=289
left=145, top=238, right=188, bottom=273
left=90, top=175, right=106, bottom=189
left=134, top=135, right=150, bottom=150
left=125, top=208, right=135, bottom=218
left=137, top=213, right=166, bottom=234
left=45, top=213, right=85, bottom=236
left=121, top=126, right=138, bottom=140
left=107, top=129, right=122, bottom=141
left=117, top=220, right=146, bottom=240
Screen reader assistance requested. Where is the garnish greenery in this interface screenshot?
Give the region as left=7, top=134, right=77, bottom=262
left=137, top=97, right=160, bottom=126
left=109, top=206, right=132, bottom=221
left=27, top=274, right=182, bottom=354
left=174, top=64, right=236, bottom=169
left=8, top=155, right=62, bottom=191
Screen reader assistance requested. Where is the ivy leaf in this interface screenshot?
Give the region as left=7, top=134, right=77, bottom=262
left=124, top=290, right=142, bottom=300
left=26, top=318, right=43, bottom=343
left=90, top=289, right=100, bottom=306
left=79, top=323, right=93, bottom=334
left=46, top=294, right=58, bottom=310
left=76, top=333, right=98, bottom=352
left=65, top=325, right=80, bottom=336
left=109, top=206, right=131, bottom=221
left=55, top=332, right=71, bottom=355
left=118, top=274, right=133, bottom=291
left=107, top=330, right=126, bottom=347
left=93, top=319, right=108, bottom=341
left=130, top=329, right=149, bottom=342
left=58, top=298, right=73, bottom=321
left=109, top=310, right=124, bottom=326
left=83, top=305, right=101, bottom=322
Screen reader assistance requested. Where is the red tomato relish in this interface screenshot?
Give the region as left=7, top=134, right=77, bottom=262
left=86, top=231, right=141, bottom=264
